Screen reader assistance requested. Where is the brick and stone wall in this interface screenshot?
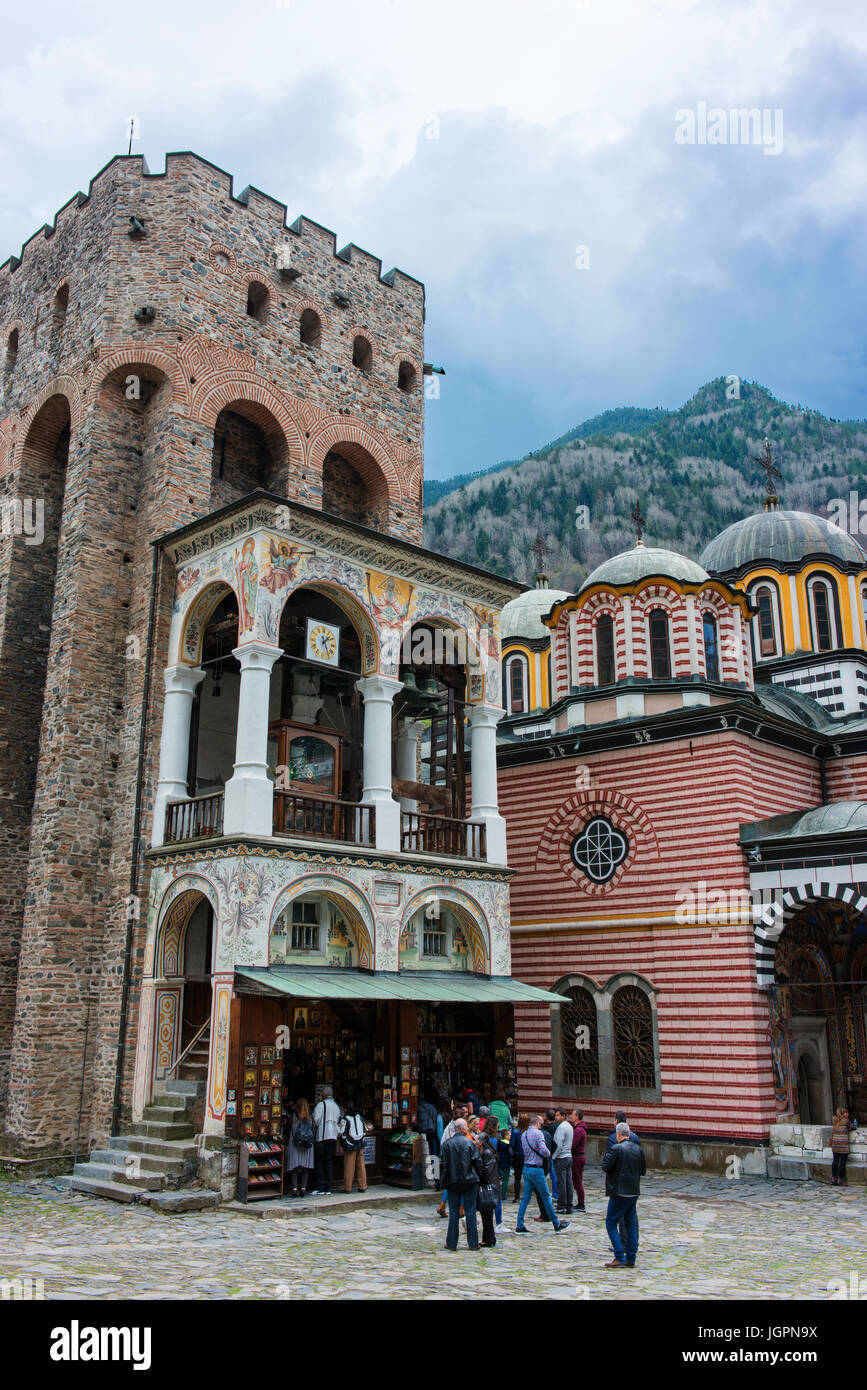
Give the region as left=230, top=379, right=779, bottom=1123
left=0, top=153, right=426, bottom=1152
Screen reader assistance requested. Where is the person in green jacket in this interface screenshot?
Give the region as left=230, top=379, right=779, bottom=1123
left=489, top=1088, right=514, bottom=1135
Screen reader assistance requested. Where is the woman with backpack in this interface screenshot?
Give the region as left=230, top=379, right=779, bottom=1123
left=285, top=1097, right=315, bottom=1197
left=340, top=1101, right=368, bottom=1194
left=477, top=1116, right=502, bottom=1247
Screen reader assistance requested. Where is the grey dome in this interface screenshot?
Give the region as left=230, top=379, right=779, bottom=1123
left=580, top=544, right=709, bottom=593
left=700, top=509, right=866, bottom=574
left=500, top=585, right=570, bottom=641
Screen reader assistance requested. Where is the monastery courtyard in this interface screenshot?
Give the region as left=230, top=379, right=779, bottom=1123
left=1, top=1168, right=864, bottom=1300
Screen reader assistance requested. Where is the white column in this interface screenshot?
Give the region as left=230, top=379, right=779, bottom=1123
left=396, top=717, right=423, bottom=811
left=621, top=597, right=635, bottom=676
left=732, top=606, right=747, bottom=685
left=468, top=702, right=508, bottom=865
left=685, top=594, right=699, bottom=673
left=789, top=574, right=803, bottom=650
left=223, top=641, right=283, bottom=837
left=151, top=663, right=205, bottom=847
left=356, top=675, right=403, bottom=851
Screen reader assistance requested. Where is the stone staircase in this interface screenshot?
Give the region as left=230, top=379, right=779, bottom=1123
left=64, top=1079, right=212, bottom=1205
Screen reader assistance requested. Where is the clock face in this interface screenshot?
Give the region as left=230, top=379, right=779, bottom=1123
left=307, top=621, right=339, bottom=664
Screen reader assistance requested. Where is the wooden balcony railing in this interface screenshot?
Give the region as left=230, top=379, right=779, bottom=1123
left=401, top=811, right=486, bottom=860
left=274, top=793, right=375, bottom=847
left=164, top=792, right=224, bottom=845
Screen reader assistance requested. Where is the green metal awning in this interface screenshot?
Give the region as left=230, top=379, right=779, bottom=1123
left=235, top=967, right=562, bottom=1006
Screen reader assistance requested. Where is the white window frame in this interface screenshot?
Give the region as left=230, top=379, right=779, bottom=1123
left=505, top=653, right=530, bottom=714
left=806, top=575, right=839, bottom=653
left=750, top=582, right=781, bottom=660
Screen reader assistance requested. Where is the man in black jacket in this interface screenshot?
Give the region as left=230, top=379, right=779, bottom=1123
left=440, top=1119, right=482, bottom=1251
left=600, top=1122, right=646, bottom=1268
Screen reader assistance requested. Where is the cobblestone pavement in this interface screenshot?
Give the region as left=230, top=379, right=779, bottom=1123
left=1, top=1170, right=864, bottom=1300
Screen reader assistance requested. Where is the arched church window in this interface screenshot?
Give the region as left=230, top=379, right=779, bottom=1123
left=561, top=986, right=600, bottom=1087
left=703, top=612, right=719, bottom=682
left=754, top=585, right=779, bottom=658
left=808, top=577, right=838, bottom=652
left=596, top=615, right=615, bottom=686
left=612, top=986, right=656, bottom=1088
left=246, top=281, right=270, bottom=322
left=352, top=335, right=373, bottom=372
left=648, top=609, right=671, bottom=679
left=505, top=654, right=528, bottom=714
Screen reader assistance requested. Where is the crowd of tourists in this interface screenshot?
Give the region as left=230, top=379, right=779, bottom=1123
left=436, top=1097, right=646, bottom=1268
left=283, top=1086, right=368, bottom=1198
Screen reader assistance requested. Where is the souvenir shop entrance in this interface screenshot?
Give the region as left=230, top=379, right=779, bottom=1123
left=227, top=973, right=522, bottom=1189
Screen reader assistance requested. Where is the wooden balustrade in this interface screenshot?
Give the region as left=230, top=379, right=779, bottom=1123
left=274, top=793, right=375, bottom=847
left=401, top=811, right=486, bottom=860
left=164, top=792, right=224, bottom=844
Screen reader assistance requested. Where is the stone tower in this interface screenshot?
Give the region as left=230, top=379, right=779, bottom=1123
left=0, top=152, right=426, bottom=1154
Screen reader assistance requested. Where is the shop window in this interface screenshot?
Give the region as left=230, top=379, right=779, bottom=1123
left=561, top=986, right=600, bottom=1086
left=596, top=614, right=615, bottom=685
left=246, top=281, right=270, bottom=322
left=299, top=308, right=321, bottom=347
left=352, top=335, right=372, bottom=372
left=612, top=986, right=656, bottom=1089
left=703, top=612, right=719, bottom=682
left=648, top=609, right=671, bottom=678
left=754, top=585, right=779, bottom=658
left=505, top=654, right=528, bottom=713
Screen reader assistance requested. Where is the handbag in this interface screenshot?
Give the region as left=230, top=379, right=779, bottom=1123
left=478, top=1182, right=498, bottom=1212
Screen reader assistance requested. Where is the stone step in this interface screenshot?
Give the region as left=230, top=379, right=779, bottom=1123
left=162, top=1078, right=206, bottom=1097
left=142, top=1105, right=194, bottom=1124
left=89, top=1148, right=186, bottom=1178
left=767, top=1155, right=810, bottom=1180
left=129, top=1120, right=196, bottom=1141
left=72, top=1162, right=166, bottom=1191
left=64, top=1175, right=140, bottom=1204
left=109, top=1135, right=199, bottom=1163
left=143, top=1092, right=191, bottom=1112
left=138, top=1189, right=221, bottom=1214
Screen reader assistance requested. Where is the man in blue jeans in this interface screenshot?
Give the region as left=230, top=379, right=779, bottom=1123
left=516, top=1116, right=571, bottom=1234
left=600, top=1121, right=646, bottom=1267
left=440, top=1118, right=482, bottom=1251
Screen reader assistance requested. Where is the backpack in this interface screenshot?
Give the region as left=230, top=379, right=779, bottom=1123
left=342, top=1113, right=364, bottom=1151
left=294, top=1116, right=314, bottom=1149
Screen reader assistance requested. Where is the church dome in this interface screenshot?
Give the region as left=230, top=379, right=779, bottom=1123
left=700, top=509, right=866, bottom=574
left=500, top=584, right=570, bottom=641
left=580, top=544, right=709, bottom=592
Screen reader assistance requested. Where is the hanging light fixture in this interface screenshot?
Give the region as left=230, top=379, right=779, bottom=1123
left=212, top=660, right=224, bottom=698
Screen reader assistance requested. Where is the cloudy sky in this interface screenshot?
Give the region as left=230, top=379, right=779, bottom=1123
left=2, top=0, right=865, bottom=477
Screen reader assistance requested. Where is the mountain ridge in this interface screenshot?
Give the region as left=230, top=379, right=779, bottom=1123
left=423, top=378, right=867, bottom=592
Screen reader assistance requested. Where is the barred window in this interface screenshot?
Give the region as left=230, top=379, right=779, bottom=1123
left=612, top=986, right=655, bottom=1088
left=422, top=929, right=446, bottom=957
left=561, top=986, right=600, bottom=1087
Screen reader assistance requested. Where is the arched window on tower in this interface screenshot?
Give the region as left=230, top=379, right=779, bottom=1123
left=648, top=609, right=671, bottom=679
left=5, top=328, right=18, bottom=376
left=397, top=360, right=417, bottom=392
left=504, top=654, right=529, bottom=714
left=54, top=284, right=69, bottom=330
left=595, top=614, right=615, bottom=686
left=808, top=577, right=839, bottom=652
left=352, top=335, right=373, bottom=372
left=612, top=985, right=656, bottom=1089
left=753, top=584, right=780, bottom=658
left=299, top=308, right=321, bottom=347
left=246, top=281, right=270, bottom=322
left=703, top=612, right=719, bottom=682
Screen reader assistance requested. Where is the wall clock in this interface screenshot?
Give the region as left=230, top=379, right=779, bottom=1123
left=305, top=618, right=340, bottom=666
